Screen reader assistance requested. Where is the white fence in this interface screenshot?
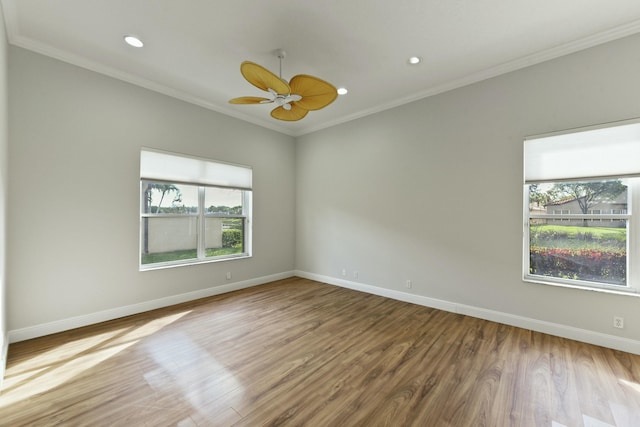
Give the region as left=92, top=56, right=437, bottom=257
left=143, top=217, right=223, bottom=253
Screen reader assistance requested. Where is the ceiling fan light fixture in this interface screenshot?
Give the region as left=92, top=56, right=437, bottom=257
left=124, top=35, right=144, bottom=48
left=337, top=87, right=348, bottom=95
left=408, top=56, right=421, bottom=65
left=229, top=52, right=338, bottom=122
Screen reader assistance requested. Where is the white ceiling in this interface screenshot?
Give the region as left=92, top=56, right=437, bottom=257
left=3, top=1, right=640, bottom=137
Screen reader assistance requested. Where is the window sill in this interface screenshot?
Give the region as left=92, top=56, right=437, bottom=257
left=523, top=275, right=639, bottom=297
left=139, top=254, right=251, bottom=272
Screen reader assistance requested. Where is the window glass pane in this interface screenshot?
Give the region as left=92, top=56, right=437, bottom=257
left=141, top=180, right=198, bottom=214
left=140, top=217, right=198, bottom=264
left=528, top=179, right=628, bottom=215
left=529, top=220, right=627, bottom=286
left=140, top=177, right=251, bottom=268
left=205, top=217, right=244, bottom=257
left=205, top=187, right=243, bottom=215
left=528, top=178, right=628, bottom=287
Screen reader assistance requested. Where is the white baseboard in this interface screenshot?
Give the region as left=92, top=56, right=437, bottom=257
left=1, top=332, right=7, bottom=390
left=295, top=270, right=640, bottom=355
left=8, top=271, right=295, bottom=343
left=9, top=270, right=639, bottom=355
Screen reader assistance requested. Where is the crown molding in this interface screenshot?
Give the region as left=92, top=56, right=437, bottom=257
left=3, top=0, right=640, bottom=138
left=296, top=19, right=640, bottom=136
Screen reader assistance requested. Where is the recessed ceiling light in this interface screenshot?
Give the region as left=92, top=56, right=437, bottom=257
left=408, top=56, right=421, bottom=65
left=337, top=87, right=348, bottom=95
left=124, top=35, right=144, bottom=48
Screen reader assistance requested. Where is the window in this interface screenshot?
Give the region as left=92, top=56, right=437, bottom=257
left=526, top=179, right=629, bottom=288
left=140, top=149, right=252, bottom=269
left=523, top=119, right=640, bottom=293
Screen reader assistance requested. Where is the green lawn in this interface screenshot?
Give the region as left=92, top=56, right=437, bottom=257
left=141, top=247, right=242, bottom=264
left=530, top=224, right=626, bottom=251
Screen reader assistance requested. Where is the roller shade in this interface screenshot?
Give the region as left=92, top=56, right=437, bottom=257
left=524, top=120, right=640, bottom=183
left=140, top=149, right=252, bottom=190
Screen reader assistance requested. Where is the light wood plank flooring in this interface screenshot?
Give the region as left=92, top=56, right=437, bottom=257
left=2, top=277, right=640, bottom=426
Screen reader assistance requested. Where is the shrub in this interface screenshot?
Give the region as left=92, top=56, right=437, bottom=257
left=222, top=229, right=243, bottom=248
left=530, top=246, right=626, bottom=285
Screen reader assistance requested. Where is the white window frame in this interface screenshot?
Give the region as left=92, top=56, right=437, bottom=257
left=523, top=119, right=640, bottom=295
left=140, top=149, right=252, bottom=270
left=201, top=185, right=252, bottom=259
left=524, top=181, right=635, bottom=293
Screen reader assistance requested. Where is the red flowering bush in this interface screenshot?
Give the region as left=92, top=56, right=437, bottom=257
left=530, top=246, right=626, bottom=285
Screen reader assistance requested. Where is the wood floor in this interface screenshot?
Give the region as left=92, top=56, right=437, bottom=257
left=2, top=277, right=640, bottom=426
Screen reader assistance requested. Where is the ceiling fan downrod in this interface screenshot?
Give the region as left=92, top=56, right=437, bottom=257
left=274, top=48, right=286, bottom=80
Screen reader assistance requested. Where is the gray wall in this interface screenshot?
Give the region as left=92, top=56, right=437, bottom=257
left=7, top=47, right=296, bottom=332
left=0, top=5, right=8, bottom=383
left=296, top=33, right=640, bottom=343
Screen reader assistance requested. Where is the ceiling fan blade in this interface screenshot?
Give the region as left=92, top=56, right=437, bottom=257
left=289, top=75, right=338, bottom=111
left=229, top=96, right=272, bottom=104
left=240, top=61, right=291, bottom=95
left=271, top=103, right=309, bottom=121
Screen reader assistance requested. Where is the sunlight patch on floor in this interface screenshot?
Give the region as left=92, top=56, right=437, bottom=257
left=142, top=330, right=244, bottom=415
left=610, top=401, right=640, bottom=427
left=6, top=328, right=128, bottom=377
left=1, top=341, right=137, bottom=407
left=619, top=378, right=640, bottom=394
left=1, top=310, right=192, bottom=408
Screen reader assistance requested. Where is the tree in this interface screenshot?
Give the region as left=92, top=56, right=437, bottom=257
left=529, top=183, right=552, bottom=208
left=151, top=183, right=181, bottom=213
left=207, top=205, right=242, bottom=215
left=550, top=180, right=626, bottom=226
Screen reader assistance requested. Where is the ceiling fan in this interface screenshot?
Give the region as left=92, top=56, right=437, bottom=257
left=229, top=49, right=338, bottom=121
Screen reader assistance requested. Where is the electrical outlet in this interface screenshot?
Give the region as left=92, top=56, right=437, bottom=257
left=353, top=271, right=359, bottom=279
left=341, top=268, right=347, bottom=277
left=406, top=280, right=412, bottom=289
left=226, top=272, right=232, bottom=280
left=614, top=316, right=624, bottom=329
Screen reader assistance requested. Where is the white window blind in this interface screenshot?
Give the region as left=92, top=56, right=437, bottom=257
left=140, top=148, right=252, bottom=190
left=524, top=120, right=640, bottom=183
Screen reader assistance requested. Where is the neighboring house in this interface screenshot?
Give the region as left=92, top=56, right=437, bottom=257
left=529, top=203, right=546, bottom=216
left=545, top=193, right=627, bottom=227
